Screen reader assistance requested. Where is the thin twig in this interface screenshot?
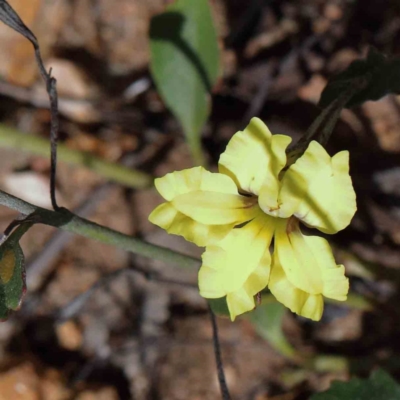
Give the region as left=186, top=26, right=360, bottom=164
left=285, top=75, right=370, bottom=167
left=209, top=305, right=232, bottom=400
left=0, top=0, right=61, bottom=210
left=47, top=74, right=60, bottom=210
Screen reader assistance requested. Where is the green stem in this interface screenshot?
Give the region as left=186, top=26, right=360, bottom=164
left=0, top=189, right=201, bottom=270
left=0, top=124, right=152, bottom=189
left=188, top=134, right=206, bottom=167
left=286, top=74, right=370, bottom=166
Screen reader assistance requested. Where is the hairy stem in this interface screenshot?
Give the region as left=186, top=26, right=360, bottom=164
left=0, top=189, right=200, bottom=269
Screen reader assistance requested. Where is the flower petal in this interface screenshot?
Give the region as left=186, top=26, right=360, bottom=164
left=226, top=288, right=255, bottom=321
left=150, top=166, right=257, bottom=245
left=273, top=218, right=349, bottom=303
left=154, top=166, right=257, bottom=226
left=274, top=218, right=323, bottom=294
left=198, top=213, right=275, bottom=298
left=278, top=141, right=357, bottom=233
left=305, top=234, right=349, bottom=301
left=155, top=166, right=238, bottom=201
left=149, top=202, right=234, bottom=246
left=269, top=254, right=324, bottom=321
left=219, top=118, right=291, bottom=195
left=173, top=190, right=258, bottom=225
left=226, top=256, right=271, bottom=321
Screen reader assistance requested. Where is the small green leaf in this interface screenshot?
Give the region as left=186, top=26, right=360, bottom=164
left=249, top=296, right=296, bottom=359
left=150, top=0, right=220, bottom=164
left=208, top=297, right=230, bottom=317
left=310, top=369, right=400, bottom=400
left=319, top=48, right=400, bottom=108
left=0, top=218, right=34, bottom=320
left=0, top=235, right=26, bottom=320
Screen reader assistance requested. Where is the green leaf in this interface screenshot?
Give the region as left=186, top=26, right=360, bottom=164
left=249, top=296, right=296, bottom=359
left=208, top=297, right=230, bottom=317
left=310, top=369, right=400, bottom=400
left=319, top=48, right=400, bottom=108
left=0, top=234, right=26, bottom=320
left=150, top=0, right=220, bottom=164
left=0, top=218, right=34, bottom=320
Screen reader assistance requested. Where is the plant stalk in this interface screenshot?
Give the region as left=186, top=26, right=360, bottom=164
left=0, top=189, right=200, bottom=270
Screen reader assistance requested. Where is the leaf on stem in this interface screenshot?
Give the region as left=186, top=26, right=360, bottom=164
left=319, top=48, right=400, bottom=108
left=149, top=0, right=220, bottom=164
left=0, top=214, right=36, bottom=320
left=0, top=231, right=26, bottom=320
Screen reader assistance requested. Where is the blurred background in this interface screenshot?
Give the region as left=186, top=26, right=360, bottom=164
left=1, top=0, right=400, bottom=399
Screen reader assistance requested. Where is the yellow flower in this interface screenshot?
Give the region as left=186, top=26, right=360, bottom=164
left=149, top=118, right=357, bottom=321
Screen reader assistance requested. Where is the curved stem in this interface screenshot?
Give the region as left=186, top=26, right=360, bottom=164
left=286, top=74, right=371, bottom=166
left=0, top=189, right=200, bottom=269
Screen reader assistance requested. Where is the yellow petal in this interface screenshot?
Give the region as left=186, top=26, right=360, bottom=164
left=149, top=202, right=234, bottom=246
left=274, top=218, right=323, bottom=294
left=273, top=218, right=349, bottom=305
left=226, top=288, right=255, bottom=321
left=278, top=141, right=357, bottom=233
left=226, top=256, right=272, bottom=321
left=219, top=117, right=291, bottom=195
left=245, top=251, right=272, bottom=295
left=173, top=190, right=258, bottom=225
left=198, top=213, right=275, bottom=298
left=304, top=234, right=349, bottom=301
left=269, top=252, right=324, bottom=321
left=155, top=166, right=238, bottom=201
left=154, top=166, right=257, bottom=226
left=150, top=166, right=254, bottom=245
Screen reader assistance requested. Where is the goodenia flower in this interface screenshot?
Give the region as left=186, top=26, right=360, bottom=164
left=149, top=118, right=357, bottom=321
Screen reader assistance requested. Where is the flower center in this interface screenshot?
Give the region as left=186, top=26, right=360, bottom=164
left=286, top=215, right=300, bottom=235
left=242, top=195, right=258, bottom=209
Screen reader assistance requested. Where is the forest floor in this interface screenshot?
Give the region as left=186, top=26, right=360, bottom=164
left=1, top=0, right=400, bottom=399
